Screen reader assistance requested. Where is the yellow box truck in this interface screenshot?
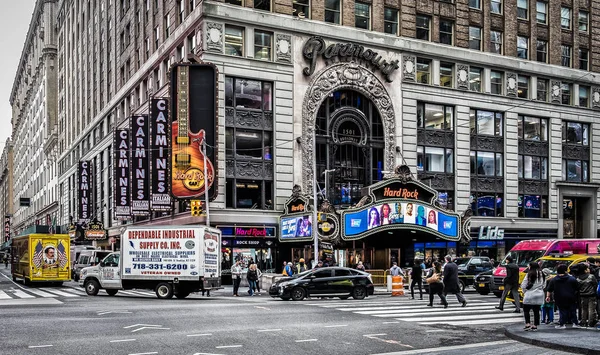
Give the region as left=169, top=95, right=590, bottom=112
left=11, top=234, right=71, bottom=285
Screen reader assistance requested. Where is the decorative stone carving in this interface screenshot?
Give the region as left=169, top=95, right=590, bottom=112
left=471, top=177, right=504, bottom=193
left=236, top=161, right=266, bottom=178
left=460, top=207, right=473, bottom=243
left=519, top=141, right=549, bottom=156
left=402, top=55, right=416, bottom=82
left=205, top=22, right=223, bottom=53
left=225, top=107, right=234, bottom=126
left=291, top=184, right=303, bottom=198
left=506, top=72, right=517, bottom=97
left=225, top=159, right=235, bottom=178
left=354, top=195, right=372, bottom=208
left=519, top=180, right=549, bottom=195
left=302, top=63, right=396, bottom=193
left=235, top=110, right=262, bottom=129
left=456, top=64, right=469, bottom=90
left=592, top=87, right=600, bottom=109
left=264, top=112, right=273, bottom=130
left=417, top=130, right=455, bottom=148
left=418, top=172, right=455, bottom=191
left=562, top=145, right=590, bottom=160
left=275, top=34, right=292, bottom=63
left=551, top=80, right=561, bottom=103
left=471, top=136, right=503, bottom=152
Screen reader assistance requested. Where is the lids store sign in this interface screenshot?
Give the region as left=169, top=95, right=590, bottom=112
left=302, top=36, right=399, bottom=82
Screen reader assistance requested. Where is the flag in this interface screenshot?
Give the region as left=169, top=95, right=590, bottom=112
left=57, top=241, right=68, bottom=269
left=33, top=241, right=43, bottom=269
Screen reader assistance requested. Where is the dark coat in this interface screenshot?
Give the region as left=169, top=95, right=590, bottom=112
left=504, top=262, right=519, bottom=285
left=411, top=265, right=423, bottom=280
left=247, top=269, right=258, bottom=281
left=547, top=274, right=579, bottom=307
left=443, top=262, right=461, bottom=293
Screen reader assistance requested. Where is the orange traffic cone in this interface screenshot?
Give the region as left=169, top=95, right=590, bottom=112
left=391, top=275, right=404, bottom=296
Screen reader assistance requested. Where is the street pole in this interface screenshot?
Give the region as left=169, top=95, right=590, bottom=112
left=202, top=138, right=210, bottom=226
left=313, top=154, right=319, bottom=267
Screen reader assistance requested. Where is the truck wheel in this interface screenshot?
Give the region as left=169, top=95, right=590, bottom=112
left=85, top=280, right=100, bottom=296
left=155, top=282, right=174, bottom=299
left=290, top=287, right=306, bottom=301
left=175, top=292, right=190, bottom=299
left=106, top=289, right=118, bottom=296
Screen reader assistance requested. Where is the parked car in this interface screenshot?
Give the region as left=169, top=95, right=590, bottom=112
left=72, top=250, right=112, bottom=281
left=474, top=270, right=493, bottom=295
left=455, top=256, right=494, bottom=289
left=269, top=267, right=374, bottom=301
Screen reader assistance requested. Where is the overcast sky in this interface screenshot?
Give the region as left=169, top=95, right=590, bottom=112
left=0, top=0, right=36, bottom=153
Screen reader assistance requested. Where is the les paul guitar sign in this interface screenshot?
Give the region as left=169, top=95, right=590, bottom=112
left=170, top=63, right=218, bottom=200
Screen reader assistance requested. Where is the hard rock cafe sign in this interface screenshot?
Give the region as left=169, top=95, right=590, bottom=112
left=302, top=36, right=399, bottom=82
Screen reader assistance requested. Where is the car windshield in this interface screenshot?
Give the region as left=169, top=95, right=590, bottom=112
left=538, top=259, right=570, bottom=274
left=291, top=269, right=314, bottom=279
left=455, top=258, right=469, bottom=267
left=501, top=250, right=545, bottom=267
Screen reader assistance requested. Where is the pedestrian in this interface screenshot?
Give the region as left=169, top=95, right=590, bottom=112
left=389, top=262, right=404, bottom=277
left=496, top=255, right=520, bottom=313
left=231, top=260, right=242, bottom=297
left=541, top=268, right=555, bottom=325
left=281, top=261, right=287, bottom=276
left=521, top=261, right=546, bottom=331
left=442, top=255, right=467, bottom=307
left=546, top=264, right=581, bottom=329
left=575, top=263, right=598, bottom=327
left=356, top=261, right=366, bottom=272
left=254, top=265, right=263, bottom=296
left=3, top=255, right=8, bottom=268
left=247, top=263, right=258, bottom=296
left=595, top=259, right=600, bottom=328
left=410, top=259, right=424, bottom=300
left=314, top=260, right=324, bottom=269
left=296, top=258, right=308, bottom=274
left=285, top=262, right=294, bottom=277
left=425, top=261, right=448, bottom=308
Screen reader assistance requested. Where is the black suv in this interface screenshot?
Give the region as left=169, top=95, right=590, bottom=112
left=269, top=267, right=374, bottom=301
left=455, top=257, right=494, bottom=289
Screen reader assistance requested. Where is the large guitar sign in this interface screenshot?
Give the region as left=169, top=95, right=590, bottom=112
left=170, top=65, right=216, bottom=199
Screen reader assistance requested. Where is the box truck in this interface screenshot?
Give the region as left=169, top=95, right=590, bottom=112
left=11, top=234, right=71, bottom=285
left=79, top=225, right=221, bottom=299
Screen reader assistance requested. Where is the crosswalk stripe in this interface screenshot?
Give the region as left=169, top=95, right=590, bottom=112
left=39, top=288, right=79, bottom=297
left=357, top=306, right=504, bottom=315
left=117, top=290, right=137, bottom=295
left=0, top=290, right=11, bottom=299
left=9, top=289, right=35, bottom=299
left=418, top=318, right=521, bottom=326
left=394, top=312, right=520, bottom=322
left=21, top=288, right=58, bottom=298
left=338, top=302, right=498, bottom=312
left=62, top=287, right=86, bottom=294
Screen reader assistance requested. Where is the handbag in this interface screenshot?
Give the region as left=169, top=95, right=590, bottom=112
left=426, top=272, right=440, bottom=284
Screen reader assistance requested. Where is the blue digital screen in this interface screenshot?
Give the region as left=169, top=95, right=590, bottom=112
left=280, top=215, right=313, bottom=239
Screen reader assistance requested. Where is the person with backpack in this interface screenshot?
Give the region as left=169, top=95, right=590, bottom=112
left=281, top=261, right=288, bottom=276
left=521, top=261, right=546, bottom=331
left=284, top=262, right=294, bottom=277
left=576, top=263, right=598, bottom=327
left=426, top=261, right=448, bottom=308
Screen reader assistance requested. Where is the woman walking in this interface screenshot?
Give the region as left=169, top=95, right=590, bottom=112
left=426, top=261, right=448, bottom=308
left=247, top=264, right=259, bottom=296
left=521, top=261, right=546, bottom=331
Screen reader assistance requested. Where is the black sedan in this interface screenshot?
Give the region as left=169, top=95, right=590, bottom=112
left=474, top=270, right=493, bottom=295
left=269, top=267, right=374, bottom=301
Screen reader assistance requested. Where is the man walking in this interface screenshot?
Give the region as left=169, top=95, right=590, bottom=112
left=496, top=255, right=521, bottom=313
left=443, top=255, right=467, bottom=307
left=547, top=264, right=580, bottom=329
left=231, top=261, right=243, bottom=297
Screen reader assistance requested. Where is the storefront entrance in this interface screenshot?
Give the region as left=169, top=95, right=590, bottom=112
left=563, top=197, right=586, bottom=238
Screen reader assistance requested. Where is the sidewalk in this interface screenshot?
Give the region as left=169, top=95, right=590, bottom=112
left=504, top=323, right=600, bottom=355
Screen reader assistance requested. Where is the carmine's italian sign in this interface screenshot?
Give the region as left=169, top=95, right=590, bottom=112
left=302, top=36, right=399, bottom=82
left=78, top=161, right=92, bottom=222
left=114, top=129, right=131, bottom=218
left=150, top=99, right=172, bottom=211
left=131, top=115, right=150, bottom=216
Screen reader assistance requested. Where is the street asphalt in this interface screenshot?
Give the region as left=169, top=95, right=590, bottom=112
left=0, top=267, right=581, bottom=355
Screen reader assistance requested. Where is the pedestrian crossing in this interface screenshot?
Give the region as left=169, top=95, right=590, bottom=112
left=0, top=286, right=157, bottom=300
left=302, top=294, right=522, bottom=327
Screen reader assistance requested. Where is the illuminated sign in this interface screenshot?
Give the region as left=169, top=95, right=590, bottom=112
left=85, top=221, right=107, bottom=241
left=114, top=129, right=131, bottom=218
left=280, top=214, right=313, bottom=242
left=478, top=226, right=504, bottom=240
left=78, top=161, right=93, bottom=222
left=150, top=99, right=172, bottom=211
left=131, top=115, right=150, bottom=216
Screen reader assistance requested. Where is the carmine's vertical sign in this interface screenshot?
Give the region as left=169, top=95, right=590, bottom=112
left=150, top=99, right=172, bottom=211
left=78, top=161, right=93, bottom=222
left=114, top=129, right=131, bottom=218
left=130, top=115, right=150, bottom=216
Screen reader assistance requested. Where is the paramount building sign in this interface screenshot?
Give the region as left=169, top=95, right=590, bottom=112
left=302, top=36, right=399, bottom=82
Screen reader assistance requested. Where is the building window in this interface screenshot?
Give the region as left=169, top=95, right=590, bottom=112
left=561, top=83, right=571, bottom=105
left=519, top=156, right=547, bottom=179
left=293, top=0, right=310, bottom=18
left=536, top=40, right=547, bottom=62
left=439, top=20, right=453, bottom=45
left=417, top=102, right=454, bottom=130
left=225, top=0, right=243, bottom=4
left=491, top=0, right=502, bottom=14
left=518, top=76, right=529, bottom=99
left=187, top=33, right=197, bottom=54
left=164, top=15, right=170, bottom=39
left=225, top=77, right=274, bottom=209
left=254, top=30, right=272, bottom=60
left=418, top=147, right=454, bottom=173
left=469, top=67, right=482, bottom=92
left=469, top=0, right=480, bottom=9
left=471, top=109, right=503, bottom=136
left=562, top=121, right=589, bottom=183
left=563, top=121, right=589, bottom=145
left=355, top=2, right=371, bottom=30
left=490, top=70, right=503, bottom=95
left=469, top=26, right=481, bottom=50
left=490, top=31, right=502, bottom=54
left=440, top=62, right=453, bottom=88
left=537, top=79, right=548, bottom=101
left=579, top=10, right=588, bottom=32
left=470, top=192, right=504, bottom=217
left=384, top=8, right=398, bottom=35
left=536, top=1, right=547, bottom=24
left=416, top=58, right=431, bottom=84
left=561, top=45, right=571, bottom=67
left=225, top=26, right=244, bottom=57
left=579, top=49, right=589, bottom=70
left=563, top=159, right=588, bottom=182
left=518, top=195, right=548, bottom=218
left=154, top=26, right=159, bottom=49
left=254, top=0, right=271, bottom=11
left=517, top=36, right=528, bottom=59
left=324, top=0, right=341, bottom=24
left=561, top=7, right=571, bottom=29
left=579, top=86, right=589, bottom=107
left=416, top=15, right=431, bottom=41
left=517, top=0, right=528, bottom=19
left=518, top=115, right=547, bottom=142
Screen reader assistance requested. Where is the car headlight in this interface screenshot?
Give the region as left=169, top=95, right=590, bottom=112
left=81, top=270, right=87, bottom=277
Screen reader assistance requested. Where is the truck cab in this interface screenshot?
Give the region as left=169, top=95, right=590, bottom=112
left=79, top=252, right=122, bottom=296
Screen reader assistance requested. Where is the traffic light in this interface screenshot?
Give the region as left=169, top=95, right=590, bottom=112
left=190, top=200, right=203, bottom=216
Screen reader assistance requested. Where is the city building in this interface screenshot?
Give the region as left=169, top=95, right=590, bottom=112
left=8, top=0, right=600, bottom=279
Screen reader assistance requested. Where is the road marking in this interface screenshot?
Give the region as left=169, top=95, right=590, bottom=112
left=124, top=324, right=163, bottom=329
left=418, top=318, right=521, bottom=326
left=0, top=290, right=11, bottom=299
left=131, top=326, right=170, bottom=333
left=295, top=339, right=318, bottom=343
left=370, top=340, right=517, bottom=354
left=254, top=306, right=271, bottom=310
left=364, top=334, right=387, bottom=337
left=382, top=321, right=399, bottom=324
left=97, top=310, right=132, bottom=315
left=368, top=306, right=514, bottom=317
left=215, top=345, right=242, bottom=349
left=28, top=345, right=53, bottom=348
left=110, top=339, right=136, bottom=343
left=324, top=324, right=348, bottom=328
left=193, top=353, right=224, bottom=355
left=0, top=298, right=62, bottom=306
left=394, top=312, right=520, bottom=322
left=9, top=289, right=34, bottom=298
left=425, top=329, right=445, bottom=333
left=187, top=333, right=212, bottom=337
left=39, top=288, right=79, bottom=297
left=128, top=352, right=158, bottom=355
left=257, top=329, right=281, bottom=332
left=20, top=288, right=57, bottom=298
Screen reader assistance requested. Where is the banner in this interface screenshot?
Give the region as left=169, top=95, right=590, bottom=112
left=130, top=115, right=150, bottom=216
left=4, top=215, right=10, bottom=241
left=78, top=161, right=93, bottom=222
left=114, top=129, right=131, bottom=218
left=150, top=99, right=172, bottom=211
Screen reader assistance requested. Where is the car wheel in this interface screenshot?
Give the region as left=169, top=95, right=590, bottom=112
left=106, top=289, right=118, bottom=296
left=493, top=292, right=503, bottom=298
left=352, top=286, right=367, bottom=300
left=155, top=282, right=174, bottom=299
left=280, top=296, right=291, bottom=301
left=85, top=280, right=100, bottom=296
left=459, top=281, right=466, bottom=293
left=290, top=287, right=306, bottom=301
left=339, top=296, right=349, bottom=300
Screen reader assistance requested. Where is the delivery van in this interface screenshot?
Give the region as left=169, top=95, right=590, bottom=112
left=11, top=233, right=71, bottom=285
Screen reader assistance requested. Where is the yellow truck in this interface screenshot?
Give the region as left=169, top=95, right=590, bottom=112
left=11, top=234, right=71, bottom=285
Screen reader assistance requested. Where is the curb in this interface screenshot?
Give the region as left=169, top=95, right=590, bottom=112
left=503, top=327, right=600, bottom=355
